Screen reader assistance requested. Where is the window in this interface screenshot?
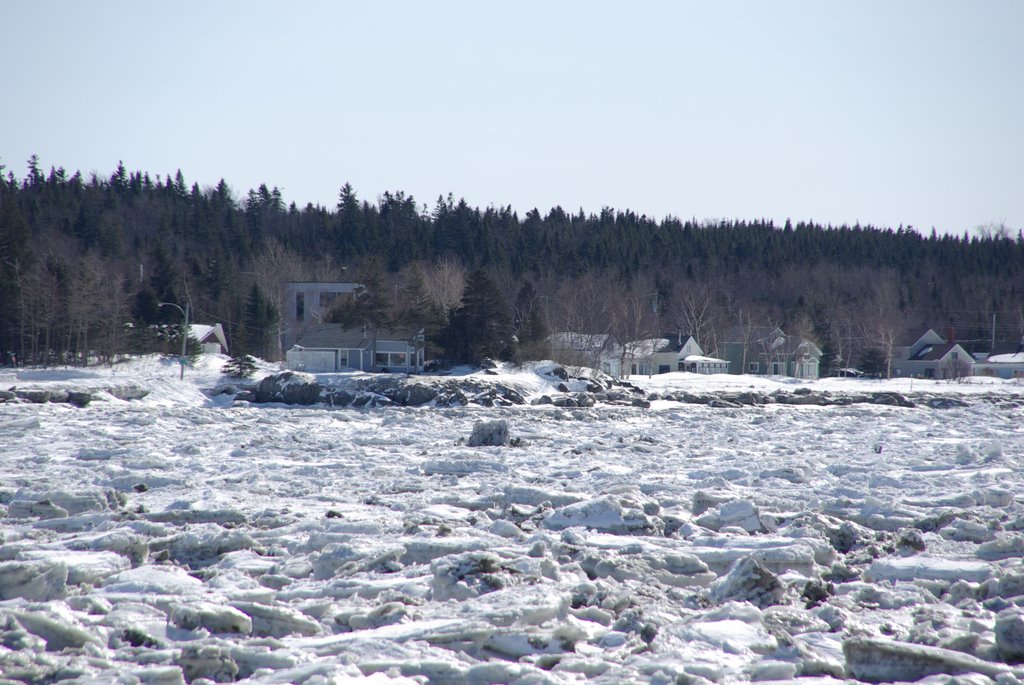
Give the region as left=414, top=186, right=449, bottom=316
left=658, top=365, right=670, bottom=374
left=319, top=292, right=337, bottom=311
left=338, top=351, right=349, bottom=368
left=295, top=292, right=305, bottom=322
left=375, top=351, right=409, bottom=368
left=952, top=352, right=958, bottom=360
left=748, top=362, right=759, bottom=373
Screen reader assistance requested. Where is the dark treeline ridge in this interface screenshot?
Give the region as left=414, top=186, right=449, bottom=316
left=1, top=156, right=1022, bottom=368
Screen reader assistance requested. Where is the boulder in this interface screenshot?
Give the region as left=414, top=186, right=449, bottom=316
left=397, top=383, right=439, bottom=406
left=14, top=389, right=51, bottom=404
left=254, top=372, right=323, bottom=404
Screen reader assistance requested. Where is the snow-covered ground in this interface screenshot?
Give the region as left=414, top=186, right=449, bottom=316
left=2, top=356, right=1024, bottom=684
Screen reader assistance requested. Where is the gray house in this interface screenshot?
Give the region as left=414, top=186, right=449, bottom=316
left=285, top=324, right=424, bottom=374
left=891, top=329, right=972, bottom=379
left=282, top=282, right=362, bottom=351
left=720, top=325, right=821, bottom=378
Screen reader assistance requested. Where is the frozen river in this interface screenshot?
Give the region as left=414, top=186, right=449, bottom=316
left=2, top=359, right=1024, bottom=683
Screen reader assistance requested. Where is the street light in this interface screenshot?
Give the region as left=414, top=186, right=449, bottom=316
left=158, top=301, right=190, bottom=380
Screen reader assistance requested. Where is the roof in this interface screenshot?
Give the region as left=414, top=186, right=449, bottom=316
left=623, top=338, right=669, bottom=357
left=986, top=351, right=1024, bottom=364
left=656, top=333, right=697, bottom=351
left=683, top=354, right=727, bottom=363
left=911, top=343, right=960, bottom=362
left=722, top=325, right=785, bottom=346
left=985, top=341, right=1024, bottom=358
left=547, top=332, right=617, bottom=353
left=896, top=328, right=943, bottom=348
left=188, top=323, right=228, bottom=352
left=292, top=324, right=419, bottom=350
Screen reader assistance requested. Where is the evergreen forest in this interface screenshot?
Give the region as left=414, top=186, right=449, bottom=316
left=1, top=156, right=1022, bottom=372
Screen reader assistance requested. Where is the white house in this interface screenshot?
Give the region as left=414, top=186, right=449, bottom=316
left=285, top=324, right=424, bottom=373
left=647, top=334, right=729, bottom=375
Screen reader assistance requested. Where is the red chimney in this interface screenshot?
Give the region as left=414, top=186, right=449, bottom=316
left=947, top=327, right=956, bottom=344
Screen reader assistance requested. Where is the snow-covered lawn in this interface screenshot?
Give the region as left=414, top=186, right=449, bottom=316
left=1, top=357, right=1023, bottom=683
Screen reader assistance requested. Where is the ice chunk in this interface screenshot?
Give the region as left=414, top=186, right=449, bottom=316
left=709, top=557, right=785, bottom=608
left=977, top=533, right=1024, bottom=561
left=843, top=637, right=1012, bottom=682
left=176, top=644, right=238, bottom=683
left=0, top=560, right=68, bottom=601
left=101, top=566, right=205, bottom=596
left=163, top=524, right=259, bottom=567
left=865, top=557, right=993, bottom=584
left=542, top=495, right=662, bottom=535
left=19, top=550, right=129, bottom=586
left=170, top=601, right=253, bottom=635
left=696, top=499, right=765, bottom=534
left=230, top=601, right=322, bottom=638
left=466, top=419, right=510, bottom=447
left=400, top=537, right=490, bottom=566
left=1, top=607, right=102, bottom=651
left=504, top=484, right=588, bottom=508
left=8, top=487, right=122, bottom=517
left=678, top=618, right=778, bottom=655
left=462, top=584, right=570, bottom=627
left=996, top=610, right=1024, bottom=663
left=430, top=551, right=507, bottom=601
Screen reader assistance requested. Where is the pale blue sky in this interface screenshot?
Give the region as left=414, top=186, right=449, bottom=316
left=3, top=1, right=1022, bottom=234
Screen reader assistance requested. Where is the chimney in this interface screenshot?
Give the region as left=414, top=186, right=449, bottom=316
left=947, top=326, right=956, bottom=344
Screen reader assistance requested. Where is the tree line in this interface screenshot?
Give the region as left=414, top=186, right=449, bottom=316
left=1, top=156, right=1022, bottom=372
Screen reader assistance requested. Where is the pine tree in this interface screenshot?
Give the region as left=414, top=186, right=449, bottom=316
left=223, top=352, right=258, bottom=378
left=440, top=270, right=511, bottom=364
left=240, top=284, right=278, bottom=359
left=511, top=280, right=549, bottom=363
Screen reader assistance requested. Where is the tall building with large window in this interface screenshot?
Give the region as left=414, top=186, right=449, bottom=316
left=282, top=282, right=362, bottom=351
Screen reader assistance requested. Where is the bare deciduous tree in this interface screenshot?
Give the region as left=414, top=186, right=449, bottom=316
left=665, top=282, right=724, bottom=356
left=861, top=274, right=904, bottom=378
left=420, top=256, right=466, bottom=317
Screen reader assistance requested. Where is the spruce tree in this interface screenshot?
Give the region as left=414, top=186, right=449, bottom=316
left=511, top=280, right=549, bottom=363
left=441, top=270, right=511, bottom=364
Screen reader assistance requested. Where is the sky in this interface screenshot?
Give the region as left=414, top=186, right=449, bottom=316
left=3, top=1, right=1022, bottom=235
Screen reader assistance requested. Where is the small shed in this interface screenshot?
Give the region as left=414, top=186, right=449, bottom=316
left=189, top=324, right=229, bottom=355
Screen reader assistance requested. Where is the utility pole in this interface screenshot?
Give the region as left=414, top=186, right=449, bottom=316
left=159, top=301, right=190, bottom=380
left=992, top=312, right=997, bottom=350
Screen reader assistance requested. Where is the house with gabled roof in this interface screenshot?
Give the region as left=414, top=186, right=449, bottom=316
left=720, top=325, right=820, bottom=378
left=285, top=324, right=424, bottom=373
left=189, top=324, right=229, bottom=355
left=645, top=334, right=729, bottom=375
left=891, top=328, right=972, bottom=379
